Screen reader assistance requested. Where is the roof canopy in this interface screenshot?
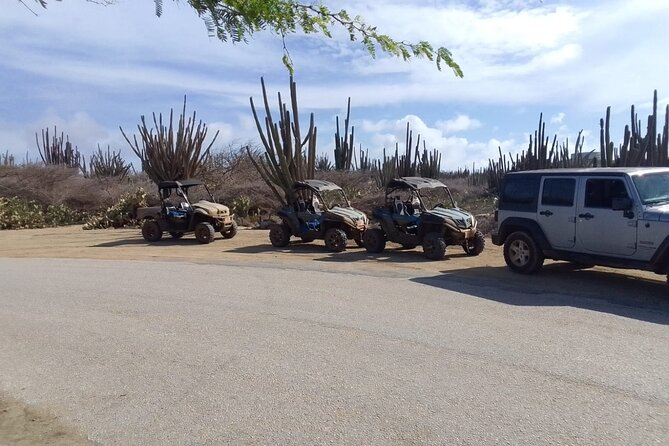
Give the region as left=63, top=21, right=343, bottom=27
left=294, top=179, right=342, bottom=192
left=386, top=177, right=446, bottom=191
left=157, top=179, right=203, bottom=189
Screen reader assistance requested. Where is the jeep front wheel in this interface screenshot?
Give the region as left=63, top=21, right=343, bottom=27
left=362, top=228, right=386, bottom=253
left=324, top=228, right=347, bottom=252
left=221, top=221, right=238, bottom=239
left=462, top=230, right=485, bottom=256
left=269, top=224, right=291, bottom=247
left=194, top=222, right=215, bottom=244
left=142, top=220, right=162, bottom=242
left=503, top=231, right=544, bottom=274
left=423, top=232, right=446, bottom=260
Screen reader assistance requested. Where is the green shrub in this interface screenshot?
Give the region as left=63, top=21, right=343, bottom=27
left=83, top=187, right=148, bottom=230
left=0, top=197, right=84, bottom=229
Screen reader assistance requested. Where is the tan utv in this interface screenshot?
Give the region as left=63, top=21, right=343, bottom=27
left=137, top=179, right=237, bottom=244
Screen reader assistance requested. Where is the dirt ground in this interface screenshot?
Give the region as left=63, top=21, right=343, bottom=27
left=0, top=225, right=666, bottom=444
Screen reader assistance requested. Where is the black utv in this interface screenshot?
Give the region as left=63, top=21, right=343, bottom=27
left=362, top=177, right=484, bottom=260
left=269, top=180, right=369, bottom=252
left=136, top=179, right=237, bottom=244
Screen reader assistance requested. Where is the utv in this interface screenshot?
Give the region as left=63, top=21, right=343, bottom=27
left=363, top=177, right=485, bottom=260
left=269, top=180, right=369, bottom=252
left=136, top=179, right=237, bottom=244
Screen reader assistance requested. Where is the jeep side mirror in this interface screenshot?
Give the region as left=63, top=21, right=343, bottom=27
left=612, top=197, right=633, bottom=211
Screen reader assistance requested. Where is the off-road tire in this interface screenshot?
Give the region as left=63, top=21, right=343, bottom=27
left=363, top=228, right=386, bottom=253
left=221, top=221, right=238, bottom=239
left=503, top=231, right=544, bottom=274
left=423, top=232, right=447, bottom=260
left=353, top=235, right=364, bottom=248
left=169, top=232, right=184, bottom=239
left=269, top=224, right=291, bottom=247
left=462, top=230, right=485, bottom=256
left=142, top=220, right=162, bottom=242
left=324, top=228, right=348, bottom=252
left=194, top=222, right=215, bottom=244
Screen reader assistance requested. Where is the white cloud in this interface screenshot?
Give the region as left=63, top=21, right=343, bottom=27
left=436, top=115, right=482, bottom=133
left=551, top=112, right=566, bottom=124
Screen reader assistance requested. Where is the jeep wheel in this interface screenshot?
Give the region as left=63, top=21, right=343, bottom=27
left=169, top=232, right=184, bottom=239
left=462, top=230, right=485, bottom=256
left=503, top=231, right=544, bottom=274
left=194, top=222, right=215, bottom=244
left=269, top=224, right=291, bottom=247
left=423, top=232, right=446, bottom=260
left=362, top=228, right=386, bottom=253
left=142, top=220, right=162, bottom=242
left=221, top=221, right=238, bottom=239
left=324, top=228, right=348, bottom=252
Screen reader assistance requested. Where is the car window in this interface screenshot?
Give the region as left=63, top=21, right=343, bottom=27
left=502, top=177, right=538, bottom=204
left=584, top=178, right=629, bottom=209
left=541, top=178, right=575, bottom=207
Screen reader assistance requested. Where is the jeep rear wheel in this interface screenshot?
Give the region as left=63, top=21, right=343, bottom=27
left=324, top=228, right=347, bottom=252
left=362, top=228, right=386, bottom=253
left=142, top=220, right=162, bottom=242
left=221, top=221, right=238, bottom=239
left=423, top=232, right=446, bottom=260
left=269, top=224, right=291, bottom=247
left=194, top=222, right=215, bottom=244
left=503, top=231, right=544, bottom=274
left=462, top=230, right=485, bottom=256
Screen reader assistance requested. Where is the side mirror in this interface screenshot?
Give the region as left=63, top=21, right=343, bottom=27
left=612, top=197, right=633, bottom=211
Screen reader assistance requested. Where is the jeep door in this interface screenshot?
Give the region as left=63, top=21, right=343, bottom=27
left=537, top=177, right=577, bottom=249
left=576, top=176, right=637, bottom=256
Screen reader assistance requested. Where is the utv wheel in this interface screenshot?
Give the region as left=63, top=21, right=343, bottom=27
left=324, top=228, right=348, bottom=252
left=194, top=222, right=216, bottom=244
left=423, top=232, right=447, bottom=260
left=462, top=230, right=485, bottom=256
left=269, top=224, right=291, bottom=247
left=169, top=232, right=184, bottom=239
left=221, top=221, right=238, bottom=239
left=363, top=228, right=386, bottom=253
left=142, top=220, right=162, bottom=242
left=503, top=231, right=544, bottom=274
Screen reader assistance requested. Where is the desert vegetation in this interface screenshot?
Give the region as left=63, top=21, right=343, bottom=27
left=0, top=81, right=666, bottom=234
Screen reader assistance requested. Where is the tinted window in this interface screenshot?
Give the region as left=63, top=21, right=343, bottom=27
left=541, top=178, right=575, bottom=207
left=584, top=178, right=629, bottom=208
left=500, top=176, right=540, bottom=212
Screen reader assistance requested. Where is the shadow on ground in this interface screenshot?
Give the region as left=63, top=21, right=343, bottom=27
left=411, top=263, right=669, bottom=325
left=93, top=237, right=203, bottom=247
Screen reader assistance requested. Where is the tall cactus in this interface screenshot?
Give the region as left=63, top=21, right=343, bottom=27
left=333, top=97, right=354, bottom=170
left=120, top=97, right=217, bottom=183
left=35, top=126, right=86, bottom=174
left=248, top=77, right=317, bottom=205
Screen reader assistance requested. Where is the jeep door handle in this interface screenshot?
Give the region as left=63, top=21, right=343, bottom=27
left=578, top=213, right=594, bottom=220
left=539, top=210, right=553, bottom=216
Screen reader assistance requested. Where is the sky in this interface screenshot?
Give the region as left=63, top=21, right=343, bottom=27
left=1, top=0, right=668, bottom=171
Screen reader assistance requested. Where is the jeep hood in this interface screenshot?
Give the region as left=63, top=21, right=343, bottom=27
left=642, top=202, right=669, bottom=222
left=192, top=200, right=230, bottom=216
left=423, top=207, right=476, bottom=229
left=324, top=206, right=368, bottom=228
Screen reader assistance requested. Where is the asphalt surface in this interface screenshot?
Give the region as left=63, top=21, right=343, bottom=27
left=0, top=257, right=667, bottom=445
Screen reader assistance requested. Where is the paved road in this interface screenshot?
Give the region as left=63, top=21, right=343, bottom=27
left=0, top=258, right=667, bottom=445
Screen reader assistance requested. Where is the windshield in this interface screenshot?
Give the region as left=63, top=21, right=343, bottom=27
left=632, top=173, right=669, bottom=205
left=420, top=186, right=456, bottom=210
left=319, top=189, right=349, bottom=209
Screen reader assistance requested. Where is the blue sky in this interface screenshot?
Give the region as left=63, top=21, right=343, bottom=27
left=1, top=0, right=668, bottom=171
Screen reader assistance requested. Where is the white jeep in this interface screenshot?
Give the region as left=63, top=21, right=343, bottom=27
left=492, top=167, right=669, bottom=280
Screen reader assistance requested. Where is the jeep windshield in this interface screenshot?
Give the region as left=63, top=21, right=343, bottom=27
left=632, top=172, right=669, bottom=205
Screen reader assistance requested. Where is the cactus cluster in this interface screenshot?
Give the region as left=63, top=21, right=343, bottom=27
left=248, top=77, right=317, bottom=205
left=35, top=127, right=87, bottom=175
left=120, top=97, right=217, bottom=184
left=89, top=145, right=133, bottom=181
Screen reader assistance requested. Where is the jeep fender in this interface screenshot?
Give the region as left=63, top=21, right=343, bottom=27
left=496, top=217, right=551, bottom=251
left=650, top=235, right=669, bottom=273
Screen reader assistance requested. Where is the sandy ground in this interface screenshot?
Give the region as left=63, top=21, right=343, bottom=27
left=0, top=225, right=667, bottom=444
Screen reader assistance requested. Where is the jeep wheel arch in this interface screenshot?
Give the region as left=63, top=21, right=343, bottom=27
left=497, top=217, right=551, bottom=251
